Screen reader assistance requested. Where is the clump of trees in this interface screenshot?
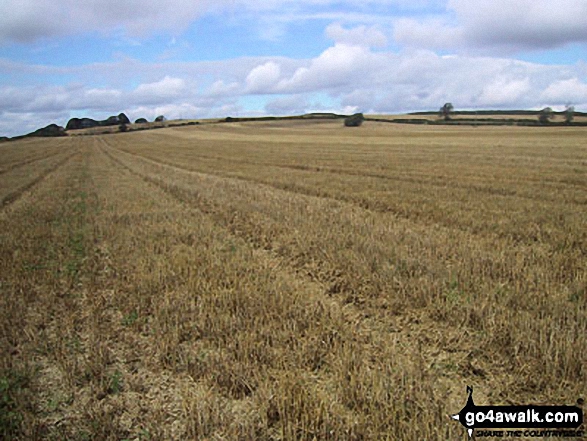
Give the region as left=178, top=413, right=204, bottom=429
left=439, top=103, right=454, bottom=121
left=66, top=113, right=130, bottom=130
left=565, top=105, right=575, bottom=124
left=538, top=106, right=577, bottom=124
left=344, top=113, right=365, bottom=127
left=539, top=107, right=554, bottom=124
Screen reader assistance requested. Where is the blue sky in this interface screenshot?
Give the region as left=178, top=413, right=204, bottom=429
left=1, top=0, right=586, bottom=137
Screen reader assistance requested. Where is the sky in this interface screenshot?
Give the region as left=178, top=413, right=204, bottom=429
left=1, top=0, right=587, bottom=137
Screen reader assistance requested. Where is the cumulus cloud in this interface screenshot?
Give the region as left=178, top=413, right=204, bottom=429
left=325, top=23, right=388, bottom=47
left=393, top=18, right=463, bottom=51
left=78, top=88, right=124, bottom=110
left=0, top=110, right=70, bottom=138
left=0, top=0, right=441, bottom=43
left=541, top=78, right=587, bottom=104
left=4, top=0, right=582, bottom=58
left=206, top=80, right=241, bottom=97
left=451, top=0, right=587, bottom=49
left=265, top=94, right=309, bottom=115
left=394, top=0, right=587, bottom=52
left=0, top=86, right=33, bottom=112
left=2, top=40, right=587, bottom=137
left=129, top=103, right=207, bottom=121
left=132, top=76, right=188, bottom=104
left=246, top=62, right=282, bottom=93
left=478, top=77, right=532, bottom=107
left=0, top=0, right=218, bottom=42
left=277, top=44, right=383, bottom=93
left=0, top=85, right=77, bottom=113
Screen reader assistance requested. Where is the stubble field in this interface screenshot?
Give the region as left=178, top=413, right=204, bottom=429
left=1, top=120, right=586, bottom=440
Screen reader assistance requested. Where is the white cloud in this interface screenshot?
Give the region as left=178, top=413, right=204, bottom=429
left=79, top=88, right=124, bottom=109
left=3, top=0, right=583, bottom=58
left=246, top=62, right=282, bottom=93
left=541, top=78, right=587, bottom=104
left=449, top=0, right=587, bottom=49
left=394, top=18, right=463, bottom=51
left=0, top=110, right=70, bottom=138
left=0, top=0, right=440, bottom=43
left=478, top=78, right=532, bottom=106
left=339, top=89, right=377, bottom=112
left=132, top=76, right=188, bottom=104
left=0, top=86, right=32, bottom=112
left=265, top=94, right=309, bottom=115
left=206, top=80, right=241, bottom=97
left=0, top=0, right=216, bottom=42
left=277, top=44, right=382, bottom=93
left=2, top=39, right=587, bottom=137
left=0, top=85, right=76, bottom=113
left=394, top=0, right=587, bottom=52
left=325, top=23, right=388, bottom=47
left=129, top=103, right=205, bottom=121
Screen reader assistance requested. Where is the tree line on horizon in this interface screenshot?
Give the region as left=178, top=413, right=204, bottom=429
left=438, top=103, right=577, bottom=124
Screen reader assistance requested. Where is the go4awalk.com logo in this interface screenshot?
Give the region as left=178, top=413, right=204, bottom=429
left=451, top=386, right=584, bottom=439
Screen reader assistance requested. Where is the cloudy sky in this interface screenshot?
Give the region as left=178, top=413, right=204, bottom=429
left=1, top=0, right=586, bottom=136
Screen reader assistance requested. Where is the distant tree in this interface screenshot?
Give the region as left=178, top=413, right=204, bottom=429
left=565, top=105, right=575, bottom=124
left=155, top=115, right=166, bottom=123
left=119, top=123, right=129, bottom=133
left=118, top=113, right=130, bottom=124
left=539, top=107, right=554, bottom=124
left=439, top=103, right=454, bottom=121
left=344, top=113, right=365, bottom=127
left=104, top=115, right=120, bottom=126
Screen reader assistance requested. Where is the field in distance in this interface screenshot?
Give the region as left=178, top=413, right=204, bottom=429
left=1, top=119, right=586, bottom=440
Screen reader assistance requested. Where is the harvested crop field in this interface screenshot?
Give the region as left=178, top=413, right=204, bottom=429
left=1, top=120, right=586, bottom=440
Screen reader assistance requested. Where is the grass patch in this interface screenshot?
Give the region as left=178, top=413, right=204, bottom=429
left=0, top=371, right=29, bottom=439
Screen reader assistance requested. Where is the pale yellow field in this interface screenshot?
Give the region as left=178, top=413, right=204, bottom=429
left=1, top=120, right=586, bottom=440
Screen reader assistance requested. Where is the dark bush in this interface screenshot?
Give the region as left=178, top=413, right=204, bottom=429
left=28, top=124, right=67, bottom=137
left=66, top=117, right=99, bottom=130
left=118, top=113, right=130, bottom=124
left=344, top=113, right=365, bottom=127
left=538, top=107, right=554, bottom=124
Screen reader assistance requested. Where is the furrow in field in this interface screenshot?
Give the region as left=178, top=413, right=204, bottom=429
left=90, top=140, right=466, bottom=439
left=115, top=145, right=587, bottom=203
left=99, top=139, right=586, bottom=401
left=0, top=140, right=68, bottom=175
left=0, top=150, right=79, bottom=210
left=115, top=143, right=587, bottom=205
left=116, top=142, right=587, bottom=216
left=101, top=140, right=581, bottom=296
left=4, top=131, right=585, bottom=439
left=0, top=150, right=79, bottom=207
left=0, top=149, right=97, bottom=438
left=138, top=124, right=587, bottom=187
left=0, top=150, right=64, bottom=175
left=112, top=131, right=586, bottom=204
left=109, top=141, right=587, bottom=256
